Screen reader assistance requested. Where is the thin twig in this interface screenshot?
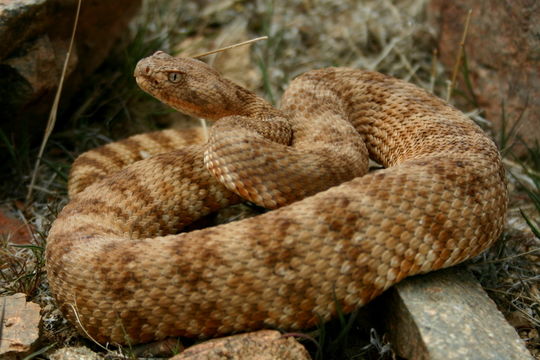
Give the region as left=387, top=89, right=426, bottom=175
left=26, top=0, right=82, bottom=202
left=191, top=36, right=268, bottom=58
left=446, top=9, right=472, bottom=102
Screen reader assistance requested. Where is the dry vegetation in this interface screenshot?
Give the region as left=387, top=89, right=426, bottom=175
left=1, top=0, right=539, bottom=359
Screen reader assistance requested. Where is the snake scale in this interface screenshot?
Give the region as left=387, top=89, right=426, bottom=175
left=45, top=51, right=507, bottom=344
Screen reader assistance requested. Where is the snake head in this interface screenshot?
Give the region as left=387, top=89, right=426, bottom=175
left=134, top=51, right=257, bottom=120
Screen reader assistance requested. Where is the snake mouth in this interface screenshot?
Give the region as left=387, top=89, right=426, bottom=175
left=134, top=75, right=158, bottom=95
left=133, top=72, right=203, bottom=120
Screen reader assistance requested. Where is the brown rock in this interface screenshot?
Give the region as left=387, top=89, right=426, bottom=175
left=170, top=330, right=311, bottom=360
left=0, top=0, right=141, bottom=151
left=428, top=0, right=540, bottom=154
left=0, top=0, right=49, bottom=57
left=3, top=35, right=78, bottom=104
left=0, top=206, right=33, bottom=245
left=0, top=293, right=41, bottom=358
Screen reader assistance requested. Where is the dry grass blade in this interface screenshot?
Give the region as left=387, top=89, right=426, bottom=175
left=26, top=0, right=82, bottom=203
left=68, top=303, right=111, bottom=352
left=481, top=247, right=540, bottom=265
left=191, top=36, right=268, bottom=59
left=429, top=48, right=438, bottom=93
left=446, top=9, right=472, bottom=102
left=0, top=297, right=5, bottom=349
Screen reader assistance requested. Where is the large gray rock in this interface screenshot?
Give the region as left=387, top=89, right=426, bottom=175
left=382, top=268, right=533, bottom=360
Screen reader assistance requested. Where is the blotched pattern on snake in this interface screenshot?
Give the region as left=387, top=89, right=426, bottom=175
left=46, top=51, right=507, bottom=344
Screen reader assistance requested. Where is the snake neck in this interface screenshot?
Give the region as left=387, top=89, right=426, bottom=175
left=218, top=77, right=281, bottom=119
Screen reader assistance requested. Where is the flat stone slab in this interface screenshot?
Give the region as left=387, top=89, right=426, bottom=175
left=0, top=293, right=41, bottom=358
left=382, top=267, right=532, bottom=360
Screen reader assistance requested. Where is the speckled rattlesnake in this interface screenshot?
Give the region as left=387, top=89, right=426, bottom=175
left=45, top=51, right=507, bottom=344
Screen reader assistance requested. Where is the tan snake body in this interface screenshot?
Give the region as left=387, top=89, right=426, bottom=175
left=45, top=51, right=507, bottom=344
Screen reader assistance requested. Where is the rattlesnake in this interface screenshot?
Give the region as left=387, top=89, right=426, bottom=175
left=45, top=51, right=507, bottom=345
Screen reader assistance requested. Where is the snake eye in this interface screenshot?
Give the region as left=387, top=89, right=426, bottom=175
left=168, top=72, right=182, bottom=83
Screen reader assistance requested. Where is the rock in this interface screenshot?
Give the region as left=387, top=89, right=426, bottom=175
left=48, top=346, right=102, bottom=360
left=0, top=293, right=41, bottom=358
left=428, top=0, right=540, bottom=155
left=381, top=268, right=533, bottom=360
left=0, top=206, right=33, bottom=244
left=170, top=330, right=311, bottom=360
left=0, top=0, right=141, bottom=152
left=131, top=338, right=184, bottom=358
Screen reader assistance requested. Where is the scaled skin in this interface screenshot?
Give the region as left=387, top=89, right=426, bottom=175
left=45, top=51, right=507, bottom=344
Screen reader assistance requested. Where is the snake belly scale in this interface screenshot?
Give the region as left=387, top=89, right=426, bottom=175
left=45, top=51, right=507, bottom=344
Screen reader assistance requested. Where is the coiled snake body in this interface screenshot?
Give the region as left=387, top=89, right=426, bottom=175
left=46, top=51, right=507, bottom=344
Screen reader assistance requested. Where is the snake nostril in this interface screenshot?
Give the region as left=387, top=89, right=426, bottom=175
left=145, top=66, right=150, bottom=74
